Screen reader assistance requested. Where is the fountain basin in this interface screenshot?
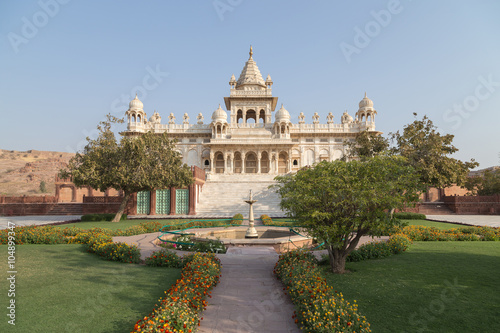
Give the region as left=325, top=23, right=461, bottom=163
left=192, top=226, right=313, bottom=253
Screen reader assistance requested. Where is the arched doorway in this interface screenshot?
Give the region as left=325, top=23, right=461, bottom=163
left=245, top=152, right=257, bottom=173
left=278, top=152, right=288, bottom=174
left=260, top=152, right=269, bottom=173
left=234, top=152, right=242, bottom=173
left=246, top=109, right=256, bottom=123
left=215, top=152, right=224, bottom=173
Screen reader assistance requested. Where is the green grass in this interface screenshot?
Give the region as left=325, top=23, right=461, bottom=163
left=0, top=244, right=181, bottom=332
left=53, top=219, right=185, bottom=231
left=405, top=219, right=463, bottom=230
left=324, top=242, right=500, bottom=333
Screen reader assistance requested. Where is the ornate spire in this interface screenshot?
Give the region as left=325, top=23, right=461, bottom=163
left=236, top=46, right=266, bottom=88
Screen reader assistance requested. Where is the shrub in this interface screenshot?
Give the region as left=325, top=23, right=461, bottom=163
left=387, top=234, right=412, bottom=254
left=0, top=225, right=68, bottom=245
left=145, top=250, right=182, bottom=268
left=400, top=225, right=500, bottom=242
left=39, top=180, right=47, bottom=193
left=133, top=253, right=221, bottom=333
left=159, top=235, right=226, bottom=254
left=347, top=241, right=392, bottom=262
left=394, top=212, right=426, bottom=220
left=260, top=214, right=272, bottom=225
left=275, top=250, right=371, bottom=332
left=231, top=213, right=244, bottom=225
left=138, top=221, right=163, bottom=233
left=80, top=213, right=127, bottom=222
left=85, top=233, right=140, bottom=263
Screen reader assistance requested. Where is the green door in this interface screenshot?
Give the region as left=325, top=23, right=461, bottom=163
left=156, top=189, right=171, bottom=215
left=137, top=191, right=150, bottom=215
left=175, top=189, right=189, bottom=215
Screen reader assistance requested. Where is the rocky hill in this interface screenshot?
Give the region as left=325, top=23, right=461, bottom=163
left=0, top=149, right=75, bottom=196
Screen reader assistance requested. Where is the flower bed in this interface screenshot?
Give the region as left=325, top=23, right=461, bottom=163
left=159, top=235, right=227, bottom=254
left=400, top=225, right=500, bottom=241
left=145, top=250, right=183, bottom=268
left=133, top=252, right=221, bottom=333
left=84, top=233, right=141, bottom=264
left=275, top=250, right=371, bottom=333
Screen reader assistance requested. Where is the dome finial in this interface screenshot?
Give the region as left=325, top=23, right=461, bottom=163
left=364, top=91, right=367, bottom=98
left=249, top=45, right=253, bottom=58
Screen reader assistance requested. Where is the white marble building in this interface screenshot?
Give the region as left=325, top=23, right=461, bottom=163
left=123, top=47, right=379, bottom=176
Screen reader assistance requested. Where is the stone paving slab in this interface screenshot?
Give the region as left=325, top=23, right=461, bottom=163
left=426, top=215, right=500, bottom=228
left=199, top=246, right=301, bottom=333
left=0, top=215, right=82, bottom=230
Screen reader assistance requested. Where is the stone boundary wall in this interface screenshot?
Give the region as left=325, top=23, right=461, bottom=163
left=0, top=195, right=57, bottom=204
left=443, top=195, right=500, bottom=215
left=0, top=203, right=55, bottom=216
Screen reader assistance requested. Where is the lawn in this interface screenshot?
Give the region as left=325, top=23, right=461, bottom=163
left=53, top=219, right=186, bottom=231
left=404, top=219, right=463, bottom=230
left=324, top=241, right=500, bottom=332
left=0, top=244, right=181, bottom=333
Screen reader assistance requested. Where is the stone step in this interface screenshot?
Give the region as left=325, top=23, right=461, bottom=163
left=196, top=178, right=284, bottom=216
left=419, top=203, right=454, bottom=215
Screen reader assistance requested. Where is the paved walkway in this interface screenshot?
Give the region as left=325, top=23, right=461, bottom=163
left=199, top=247, right=300, bottom=333
left=426, top=215, right=500, bottom=228
left=0, top=215, right=81, bottom=230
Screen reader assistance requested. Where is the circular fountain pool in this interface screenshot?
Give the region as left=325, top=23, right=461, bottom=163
left=191, top=226, right=313, bottom=253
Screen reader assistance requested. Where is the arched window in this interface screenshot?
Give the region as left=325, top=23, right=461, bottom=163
left=215, top=152, right=224, bottom=173
left=237, top=109, right=243, bottom=123
left=245, top=152, right=257, bottom=173
left=259, top=110, right=266, bottom=123
left=261, top=151, right=270, bottom=173
left=234, top=152, right=242, bottom=173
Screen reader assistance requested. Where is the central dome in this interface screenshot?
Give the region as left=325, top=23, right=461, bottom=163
left=359, top=92, right=374, bottom=108
left=211, top=104, right=227, bottom=123
left=275, top=104, right=291, bottom=122
left=129, top=94, right=144, bottom=111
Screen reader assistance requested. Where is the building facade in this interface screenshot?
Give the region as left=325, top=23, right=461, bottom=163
left=123, top=47, right=379, bottom=176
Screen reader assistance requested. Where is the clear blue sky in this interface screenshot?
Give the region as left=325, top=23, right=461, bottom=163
left=1, top=0, right=499, bottom=169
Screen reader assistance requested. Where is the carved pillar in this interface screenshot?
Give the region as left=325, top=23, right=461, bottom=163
left=229, top=152, right=234, bottom=173
left=257, top=151, right=261, bottom=174
left=71, top=185, right=77, bottom=202
left=131, top=192, right=138, bottom=215
left=55, top=185, right=60, bottom=202
left=242, top=154, right=246, bottom=174
left=149, top=190, right=156, bottom=216
left=170, top=188, right=176, bottom=215
left=188, top=184, right=196, bottom=215
left=223, top=152, right=227, bottom=174
left=210, top=152, right=214, bottom=173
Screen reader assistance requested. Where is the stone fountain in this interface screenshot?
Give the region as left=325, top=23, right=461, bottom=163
left=244, top=189, right=258, bottom=238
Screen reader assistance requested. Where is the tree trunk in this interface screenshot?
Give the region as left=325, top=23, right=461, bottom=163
left=112, top=192, right=130, bottom=222
left=327, top=247, right=347, bottom=274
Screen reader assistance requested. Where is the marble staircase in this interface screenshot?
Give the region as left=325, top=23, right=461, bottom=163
left=196, top=174, right=286, bottom=217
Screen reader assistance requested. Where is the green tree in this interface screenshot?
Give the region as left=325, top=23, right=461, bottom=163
left=39, top=180, right=47, bottom=193
left=464, top=168, right=500, bottom=196
left=342, top=130, right=389, bottom=161
left=273, top=156, right=423, bottom=274
left=60, top=115, right=193, bottom=222
left=390, top=114, right=478, bottom=189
